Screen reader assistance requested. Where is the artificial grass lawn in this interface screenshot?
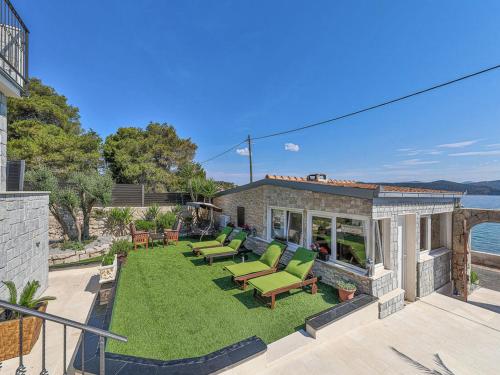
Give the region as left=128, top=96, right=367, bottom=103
left=107, top=240, right=338, bottom=361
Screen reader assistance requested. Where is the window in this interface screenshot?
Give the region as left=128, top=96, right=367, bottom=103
left=237, top=206, right=245, bottom=227
left=311, top=216, right=332, bottom=254
left=269, top=208, right=303, bottom=245
left=420, top=216, right=431, bottom=251
left=336, top=217, right=367, bottom=268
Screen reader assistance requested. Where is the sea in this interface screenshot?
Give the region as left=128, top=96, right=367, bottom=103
left=462, top=195, right=500, bottom=255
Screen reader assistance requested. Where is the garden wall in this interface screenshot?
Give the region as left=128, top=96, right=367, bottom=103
left=49, top=205, right=177, bottom=242
left=0, top=192, right=50, bottom=299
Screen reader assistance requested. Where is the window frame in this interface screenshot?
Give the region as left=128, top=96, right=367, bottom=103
left=306, top=210, right=377, bottom=274
left=419, top=215, right=432, bottom=253
left=267, top=206, right=304, bottom=249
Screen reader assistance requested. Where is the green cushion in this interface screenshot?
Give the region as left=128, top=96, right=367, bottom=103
left=200, top=246, right=237, bottom=256
left=259, top=244, right=283, bottom=268
left=227, top=231, right=246, bottom=251
left=248, top=272, right=302, bottom=294
left=215, top=233, right=227, bottom=244
left=224, top=261, right=271, bottom=277
left=221, top=227, right=233, bottom=236
left=190, top=240, right=222, bottom=250
left=284, top=247, right=317, bottom=280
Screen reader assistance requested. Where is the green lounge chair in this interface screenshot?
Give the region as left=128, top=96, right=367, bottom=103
left=248, top=247, right=318, bottom=309
left=200, top=231, right=247, bottom=265
left=224, top=241, right=287, bottom=289
left=189, top=227, right=233, bottom=255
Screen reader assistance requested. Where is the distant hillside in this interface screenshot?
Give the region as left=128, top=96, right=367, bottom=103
left=373, top=180, right=500, bottom=195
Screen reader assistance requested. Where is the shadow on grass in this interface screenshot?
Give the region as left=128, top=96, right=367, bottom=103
left=182, top=251, right=195, bottom=258
left=189, top=257, right=207, bottom=266
left=212, top=276, right=237, bottom=291
left=233, top=289, right=298, bottom=310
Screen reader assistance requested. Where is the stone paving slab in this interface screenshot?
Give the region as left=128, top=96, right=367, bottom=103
left=257, top=291, right=500, bottom=375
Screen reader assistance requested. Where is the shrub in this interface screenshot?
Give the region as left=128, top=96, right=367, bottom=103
left=102, top=240, right=132, bottom=266
left=471, top=270, right=479, bottom=285
left=1, top=281, right=56, bottom=320
left=61, top=241, right=85, bottom=251
left=144, top=204, right=160, bottom=221
left=156, top=212, right=176, bottom=231
left=336, top=280, right=357, bottom=292
left=135, top=219, right=156, bottom=232
left=106, top=207, right=134, bottom=236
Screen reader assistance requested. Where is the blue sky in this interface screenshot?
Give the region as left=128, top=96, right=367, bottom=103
left=13, top=0, right=500, bottom=184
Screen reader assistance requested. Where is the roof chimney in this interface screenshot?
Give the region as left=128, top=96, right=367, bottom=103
left=307, top=173, right=327, bottom=182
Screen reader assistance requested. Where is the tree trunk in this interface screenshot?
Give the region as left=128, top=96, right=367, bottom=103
left=69, top=210, right=82, bottom=242
left=50, top=206, right=78, bottom=241
left=82, top=211, right=91, bottom=240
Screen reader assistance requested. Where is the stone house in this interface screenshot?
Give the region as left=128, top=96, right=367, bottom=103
left=214, top=173, right=462, bottom=318
left=0, top=4, right=50, bottom=300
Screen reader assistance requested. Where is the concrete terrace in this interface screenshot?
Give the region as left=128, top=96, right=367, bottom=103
left=1, top=265, right=99, bottom=374
left=246, top=291, right=500, bottom=375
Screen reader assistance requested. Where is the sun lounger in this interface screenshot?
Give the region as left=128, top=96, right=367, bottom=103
left=248, top=247, right=318, bottom=309
left=189, top=227, right=233, bottom=255
left=200, top=231, right=247, bottom=265
left=224, top=241, right=286, bottom=289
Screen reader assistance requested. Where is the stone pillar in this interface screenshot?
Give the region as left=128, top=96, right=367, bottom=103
left=0, top=91, right=7, bottom=191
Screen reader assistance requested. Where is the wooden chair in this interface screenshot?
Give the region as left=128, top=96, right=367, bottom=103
left=164, top=219, right=182, bottom=245
left=130, top=222, right=149, bottom=250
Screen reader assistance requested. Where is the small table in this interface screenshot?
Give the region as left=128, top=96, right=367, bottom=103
left=148, top=232, right=164, bottom=247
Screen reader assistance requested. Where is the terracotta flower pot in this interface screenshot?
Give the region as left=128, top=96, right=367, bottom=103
left=0, top=302, right=47, bottom=361
left=338, top=288, right=356, bottom=302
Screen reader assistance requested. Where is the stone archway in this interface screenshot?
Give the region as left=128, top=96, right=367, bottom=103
left=452, top=208, right=500, bottom=298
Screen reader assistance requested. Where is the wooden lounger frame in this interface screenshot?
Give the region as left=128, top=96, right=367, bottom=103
left=232, top=246, right=287, bottom=290
left=192, top=243, right=221, bottom=256
left=253, top=272, right=319, bottom=309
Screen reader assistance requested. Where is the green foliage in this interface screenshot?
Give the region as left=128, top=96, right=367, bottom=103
left=144, top=204, right=160, bottom=221
left=7, top=78, right=101, bottom=176
left=156, top=212, right=176, bottom=231
left=471, top=270, right=479, bottom=284
left=188, top=177, right=221, bottom=202
left=102, top=240, right=133, bottom=266
left=61, top=241, right=84, bottom=251
left=1, top=280, right=56, bottom=320
left=336, top=279, right=357, bottom=292
left=103, top=123, right=198, bottom=192
left=135, top=219, right=156, bottom=232
left=106, top=207, right=134, bottom=236
left=25, top=166, right=59, bottom=207
left=176, top=162, right=206, bottom=191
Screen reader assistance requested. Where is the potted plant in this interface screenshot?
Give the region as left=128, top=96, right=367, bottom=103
left=0, top=280, right=56, bottom=361
left=99, top=252, right=118, bottom=284
left=336, top=279, right=357, bottom=302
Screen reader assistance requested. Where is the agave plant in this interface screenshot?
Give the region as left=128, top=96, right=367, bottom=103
left=143, top=204, right=161, bottom=221
left=2, top=281, right=56, bottom=320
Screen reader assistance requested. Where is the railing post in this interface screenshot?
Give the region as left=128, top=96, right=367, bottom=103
left=16, top=315, right=26, bottom=375
left=40, top=319, right=49, bottom=375
left=99, top=336, right=106, bottom=375
left=141, top=184, right=145, bottom=207
left=63, top=325, right=67, bottom=375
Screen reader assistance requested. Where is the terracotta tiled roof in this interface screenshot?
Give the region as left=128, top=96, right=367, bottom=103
left=265, top=175, right=461, bottom=195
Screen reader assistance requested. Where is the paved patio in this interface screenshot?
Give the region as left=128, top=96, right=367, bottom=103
left=257, top=291, right=500, bottom=375
left=1, top=265, right=99, bottom=374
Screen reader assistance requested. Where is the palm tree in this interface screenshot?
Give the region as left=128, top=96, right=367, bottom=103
left=2, top=281, right=56, bottom=320
left=201, top=178, right=220, bottom=203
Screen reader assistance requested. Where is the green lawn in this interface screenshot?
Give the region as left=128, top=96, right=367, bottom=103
left=107, top=240, right=338, bottom=360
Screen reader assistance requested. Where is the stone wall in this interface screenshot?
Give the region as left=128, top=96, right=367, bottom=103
left=372, top=198, right=455, bottom=293
left=417, top=248, right=451, bottom=297
left=49, top=205, right=177, bottom=241
left=0, top=92, right=6, bottom=191
left=214, top=185, right=372, bottom=242
left=452, top=208, right=500, bottom=297
left=0, top=192, right=50, bottom=299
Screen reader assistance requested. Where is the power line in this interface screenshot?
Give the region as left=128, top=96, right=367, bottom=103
left=253, top=63, right=500, bottom=140
left=200, top=139, right=247, bottom=164
left=200, top=63, right=500, bottom=163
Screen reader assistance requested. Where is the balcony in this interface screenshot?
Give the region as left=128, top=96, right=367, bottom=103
left=0, top=0, right=28, bottom=96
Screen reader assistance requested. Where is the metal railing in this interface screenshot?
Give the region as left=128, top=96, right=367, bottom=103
left=0, top=300, right=127, bottom=375
left=0, top=0, right=29, bottom=91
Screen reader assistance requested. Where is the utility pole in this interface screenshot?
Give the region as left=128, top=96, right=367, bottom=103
left=247, top=134, right=253, bottom=183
